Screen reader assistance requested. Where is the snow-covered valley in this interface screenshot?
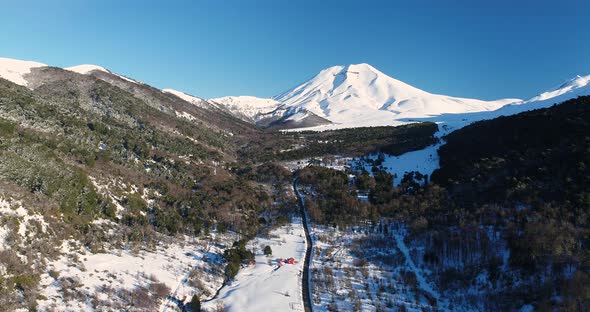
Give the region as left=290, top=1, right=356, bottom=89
left=202, top=217, right=307, bottom=312
left=0, top=53, right=588, bottom=312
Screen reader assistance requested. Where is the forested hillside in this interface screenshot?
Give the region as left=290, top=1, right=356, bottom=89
left=0, top=69, right=293, bottom=309
left=297, top=96, right=590, bottom=310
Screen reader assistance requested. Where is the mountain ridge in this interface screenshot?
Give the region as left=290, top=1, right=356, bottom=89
left=2, top=57, right=589, bottom=131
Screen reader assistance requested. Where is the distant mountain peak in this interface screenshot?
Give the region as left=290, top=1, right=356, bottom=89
left=555, top=74, right=589, bottom=90
left=343, top=63, right=378, bottom=72
left=325, top=63, right=378, bottom=72
left=525, top=74, right=590, bottom=103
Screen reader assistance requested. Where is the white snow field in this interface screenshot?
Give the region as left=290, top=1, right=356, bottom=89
left=0, top=57, right=47, bottom=87
left=202, top=217, right=307, bottom=312
left=353, top=143, right=441, bottom=185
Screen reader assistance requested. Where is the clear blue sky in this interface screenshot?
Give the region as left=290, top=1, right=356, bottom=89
left=2, top=0, right=589, bottom=100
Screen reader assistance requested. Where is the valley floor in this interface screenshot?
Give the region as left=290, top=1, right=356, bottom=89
left=202, top=217, right=307, bottom=312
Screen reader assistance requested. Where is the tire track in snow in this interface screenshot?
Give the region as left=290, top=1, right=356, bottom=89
left=393, top=232, right=440, bottom=302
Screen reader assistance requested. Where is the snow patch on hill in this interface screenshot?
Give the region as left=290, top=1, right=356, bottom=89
left=66, top=64, right=141, bottom=84
left=163, top=89, right=210, bottom=108
left=66, top=64, right=109, bottom=75
left=355, top=144, right=441, bottom=185
left=0, top=57, right=47, bottom=87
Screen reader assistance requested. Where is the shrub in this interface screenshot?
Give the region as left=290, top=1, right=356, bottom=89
left=149, top=282, right=170, bottom=299
left=190, top=295, right=201, bottom=311
left=263, top=245, right=272, bottom=256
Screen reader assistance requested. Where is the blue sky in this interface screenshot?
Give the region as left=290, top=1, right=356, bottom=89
left=2, top=0, right=589, bottom=100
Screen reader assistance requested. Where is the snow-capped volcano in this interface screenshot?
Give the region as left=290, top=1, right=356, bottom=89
left=273, top=63, right=520, bottom=128
left=211, top=63, right=522, bottom=129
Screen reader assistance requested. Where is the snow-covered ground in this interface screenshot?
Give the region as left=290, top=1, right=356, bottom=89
left=282, top=156, right=353, bottom=172
left=37, top=230, right=229, bottom=311
left=2, top=194, right=231, bottom=312
left=352, top=144, right=440, bottom=185
left=202, top=217, right=307, bottom=312
left=308, top=223, right=444, bottom=311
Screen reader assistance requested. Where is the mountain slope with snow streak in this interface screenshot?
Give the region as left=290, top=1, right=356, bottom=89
left=399, top=73, right=590, bottom=137
left=0, top=57, right=47, bottom=87
left=66, top=64, right=141, bottom=84
left=163, top=88, right=211, bottom=108
left=525, top=74, right=590, bottom=103
left=209, top=96, right=282, bottom=122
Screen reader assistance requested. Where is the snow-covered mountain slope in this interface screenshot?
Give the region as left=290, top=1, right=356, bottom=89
left=273, top=63, right=520, bottom=129
left=522, top=74, right=590, bottom=105
left=0, top=57, right=47, bottom=87
left=66, top=64, right=141, bottom=84
left=209, top=96, right=282, bottom=122
left=163, top=88, right=210, bottom=108
left=400, top=73, right=590, bottom=137
left=66, top=64, right=110, bottom=75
